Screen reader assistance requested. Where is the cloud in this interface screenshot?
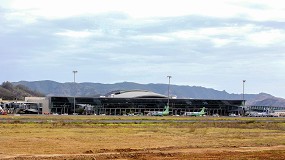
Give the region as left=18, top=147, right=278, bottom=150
left=1, top=0, right=285, bottom=97
left=245, top=29, right=285, bottom=46
left=2, top=0, right=284, bottom=22
left=55, top=30, right=94, bottom=38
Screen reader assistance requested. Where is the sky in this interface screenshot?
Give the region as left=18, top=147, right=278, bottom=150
left=1, top=0, right=285, bottom=98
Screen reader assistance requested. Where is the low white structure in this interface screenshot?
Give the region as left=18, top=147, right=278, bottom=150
left=271, top=110, right=285, bottom=117
left=107, top=90, right=167, bottom=98
left=25, top=97, right=49, bottom=114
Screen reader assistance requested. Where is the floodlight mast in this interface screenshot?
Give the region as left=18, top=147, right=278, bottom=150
left=243, top=80, right=246, bottom=106
left=73, top=71, right=78, bottom=114
left=167, top=76, right=172, bottom=107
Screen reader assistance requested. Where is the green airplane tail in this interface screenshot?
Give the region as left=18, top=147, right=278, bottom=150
left=165, top=105, right=169, bottom=112
left=200, top=107, right=205, bottom=114
left=162, top=105, right=169, bottom=115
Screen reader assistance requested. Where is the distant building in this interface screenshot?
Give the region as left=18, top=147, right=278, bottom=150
left=25, top=97, right=49, bottom=114
left=46, top=90, right=244, bottom=116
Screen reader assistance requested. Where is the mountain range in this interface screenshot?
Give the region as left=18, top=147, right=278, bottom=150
left=0, top=81, right=45, bottom=100
left=12, top=80, right=285, bottom=107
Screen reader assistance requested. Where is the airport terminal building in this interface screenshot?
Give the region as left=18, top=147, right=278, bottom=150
left=32, top=90, right=245, bottom=116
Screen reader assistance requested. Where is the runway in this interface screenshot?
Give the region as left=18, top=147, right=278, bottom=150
left=0, top=115, right=284, bottom=123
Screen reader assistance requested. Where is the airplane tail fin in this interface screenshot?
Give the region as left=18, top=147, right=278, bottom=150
left=164, top=105, right=169, bottom=112
left=162, top=105, right=170, bottom=115
left=200, top=107, right=205, bottom=114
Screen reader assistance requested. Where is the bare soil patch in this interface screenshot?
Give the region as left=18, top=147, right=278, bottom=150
left=2, top=146, right=285, bottom=160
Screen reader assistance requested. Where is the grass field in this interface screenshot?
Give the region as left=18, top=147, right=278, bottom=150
left=0, top=115, right=285, bottom=159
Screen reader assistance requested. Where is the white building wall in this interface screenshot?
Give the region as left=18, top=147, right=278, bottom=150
left=25, top=97, right=50, bottom=114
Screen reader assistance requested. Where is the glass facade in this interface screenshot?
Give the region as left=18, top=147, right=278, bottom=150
left=49, top=96, right=244, bottom=116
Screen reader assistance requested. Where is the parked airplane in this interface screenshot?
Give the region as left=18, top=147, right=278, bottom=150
left=25, top=108, right=39, bottom=114
left=184, top=107, right=206, bottom=116
left=150, top=105, right=169, bottom=116
left=248, top=111, right=271, bottom=117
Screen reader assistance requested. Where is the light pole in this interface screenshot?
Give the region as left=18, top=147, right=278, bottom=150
left=73, top=70, right=78, bottom=114
left=167, top=76, right=172, bottom=106
left=242, top=80, right=246, bottom=106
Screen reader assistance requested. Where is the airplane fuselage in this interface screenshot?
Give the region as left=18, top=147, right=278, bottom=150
left=150, top=105, right=169, bottom=116
left=184, top=107, right=206, bottom=116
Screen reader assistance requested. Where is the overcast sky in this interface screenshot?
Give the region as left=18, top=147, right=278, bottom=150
left=1, top=0, right=285, bottom=98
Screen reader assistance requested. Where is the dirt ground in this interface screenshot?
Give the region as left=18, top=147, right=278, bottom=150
left=0, top=116, right=285, bottom=159
left=1, top=145, right=285, bottom=160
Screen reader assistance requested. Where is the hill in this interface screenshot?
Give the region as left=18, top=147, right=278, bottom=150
left=12, top=80, right=285, bottom=107
left=0, top=81, right=45, bottom=100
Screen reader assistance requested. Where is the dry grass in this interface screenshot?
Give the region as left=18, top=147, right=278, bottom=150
left=0, top=116, right=284, bottom=159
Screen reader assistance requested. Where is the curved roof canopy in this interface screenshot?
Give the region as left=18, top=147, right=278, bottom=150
left=107, top=90, right=167, bottom=98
